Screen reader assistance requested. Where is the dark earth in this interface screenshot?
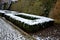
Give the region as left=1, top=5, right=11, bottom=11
left=29, top=23, right=60, bottom=40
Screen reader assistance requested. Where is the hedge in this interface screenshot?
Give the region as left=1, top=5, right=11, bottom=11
left=4, top=13, right=54, bottom=32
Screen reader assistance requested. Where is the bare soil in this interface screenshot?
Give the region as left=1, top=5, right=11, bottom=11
left=29, top=23, right=60, bottom=40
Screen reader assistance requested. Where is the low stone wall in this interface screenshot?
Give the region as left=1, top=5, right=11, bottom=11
left=4, top=12, right=54, bottom=32
left=0, top=10, right=54, bottom=32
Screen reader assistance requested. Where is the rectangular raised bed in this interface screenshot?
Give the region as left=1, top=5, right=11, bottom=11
left=4, top=13, right=54, bottom=32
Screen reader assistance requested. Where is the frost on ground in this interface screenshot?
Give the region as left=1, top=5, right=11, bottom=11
left=0, top=18, right=32, bottom=40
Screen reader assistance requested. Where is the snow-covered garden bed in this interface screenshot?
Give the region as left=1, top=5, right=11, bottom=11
left=4, top=12, right=54, bottom=32
left=0, top=10, right=18, bottom=17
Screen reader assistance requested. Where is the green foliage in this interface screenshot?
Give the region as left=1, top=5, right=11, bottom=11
left=43, top=0, right=57, bottom=17
left=11, top=0, right=56, bottom=16
left=4, top=15, right=40, bottom=32
left=0, top=13, right=4, bottom=17
left=11, top=0, right=44, bottom=15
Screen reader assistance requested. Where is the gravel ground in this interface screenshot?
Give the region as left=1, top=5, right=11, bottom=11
left=0, top=17, right=60, bottom=40
left=30, top=23, right=60, bottom=40
left=0, top=17, right=33, bottom=40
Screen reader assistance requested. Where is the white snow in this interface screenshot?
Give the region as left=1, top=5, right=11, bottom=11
left=15, top=13, right=54, bottom=21
left=5, top=13, right=54, bottom=25
left=0, top=10, right=18, bottom=15
left=12, top=0, right=18, bottom=2
left=0, top=10, right=5, bottom=13
left=0, top=10, right=54, bottom=25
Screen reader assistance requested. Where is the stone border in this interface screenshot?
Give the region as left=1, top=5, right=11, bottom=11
left=0, top=10, right=54, bottom=32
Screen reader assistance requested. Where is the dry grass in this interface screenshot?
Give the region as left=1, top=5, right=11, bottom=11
left=49, top=0, right=60, bottom=23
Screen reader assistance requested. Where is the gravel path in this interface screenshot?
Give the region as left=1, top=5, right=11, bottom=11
left=30, top=24, right=60, bottom=40
left=0, top=17, right=33, bottom=40
left=0, top=17, right=60, bottom=40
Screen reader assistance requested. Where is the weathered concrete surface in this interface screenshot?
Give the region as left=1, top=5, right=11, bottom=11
left=0, top=17, right=34, bottom=40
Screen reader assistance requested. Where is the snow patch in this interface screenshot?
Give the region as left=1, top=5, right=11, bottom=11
left=0, top=10, right=54, bottom=25
left=0, top=10, right=5, bottom=13
left=5, top=13, right=54, bottom=25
